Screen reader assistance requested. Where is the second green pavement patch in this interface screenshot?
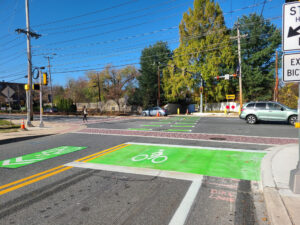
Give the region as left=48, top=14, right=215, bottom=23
left=88, top=144, right=265, bottom=181
left=0, top=146, right=87, bottom=168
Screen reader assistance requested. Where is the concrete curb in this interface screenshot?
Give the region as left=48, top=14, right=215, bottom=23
left=260, top=145, right=294, bottom=225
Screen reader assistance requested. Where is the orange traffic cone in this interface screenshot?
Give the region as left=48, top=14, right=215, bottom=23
left=20, top=119, right=25, bottom=130
left=156, top=111, right=160, bottom=117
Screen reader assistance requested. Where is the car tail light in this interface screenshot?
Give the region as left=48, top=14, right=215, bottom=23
left=241, top=108, right=244, bottom=112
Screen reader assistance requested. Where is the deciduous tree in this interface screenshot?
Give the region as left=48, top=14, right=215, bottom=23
left=163, top=0, right=235, bottom=103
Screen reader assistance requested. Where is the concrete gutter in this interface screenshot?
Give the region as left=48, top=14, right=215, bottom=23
left=260, top=144, right=299, bottom=225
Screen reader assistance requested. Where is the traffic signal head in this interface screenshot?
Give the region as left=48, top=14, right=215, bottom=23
left=233, top=74, right=237, bottom=78
left=200, top=86, right=204, bottom=93
left=33, top=83, right=40, bottom=90
left=43, top=72, right=48, bottom=85
left=216, top=76, right=219, bottom=80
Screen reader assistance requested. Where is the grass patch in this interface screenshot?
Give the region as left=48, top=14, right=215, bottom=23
left=0, top=120, right=20, bottom=133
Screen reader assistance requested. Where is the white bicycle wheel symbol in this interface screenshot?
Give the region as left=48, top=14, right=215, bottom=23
left=131, top=149, right=168, bottom=164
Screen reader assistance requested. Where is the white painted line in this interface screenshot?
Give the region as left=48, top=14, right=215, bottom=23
left=65, top=161, right=203, bottom=181
left=168, top=179, right=202, bottom=225
left=72, top=131, right=276, bottom=147
left=126, top=142, right=268, bottom=153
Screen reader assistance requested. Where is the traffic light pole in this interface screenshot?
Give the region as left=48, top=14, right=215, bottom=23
left=237, top=25, right=243, bottom=111
left=39, top=69, right=44, bottom=127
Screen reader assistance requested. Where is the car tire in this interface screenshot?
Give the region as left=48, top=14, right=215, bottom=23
left=289, top=115, right=297, bottom=126
left=142, top=112, right=147, bottom=116
left=246, top=115, right=257, bottom=124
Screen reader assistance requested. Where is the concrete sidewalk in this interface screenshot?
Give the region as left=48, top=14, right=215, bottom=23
left=261, top=144, right=300, bottom=225
left=0, top=119, right=85, bottom=143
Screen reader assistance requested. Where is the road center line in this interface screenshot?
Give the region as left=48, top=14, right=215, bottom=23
left=0, top=165, right=65, bottom=191
left=0, top=166, right=72, bottom=196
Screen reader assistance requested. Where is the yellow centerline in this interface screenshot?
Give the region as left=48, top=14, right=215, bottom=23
left=0, top=143, right=130, bottom=196
left=0, top=165, right=65, bottom=191
left=76, top=143, right=128, bottom=162
left=83, top=144, right=129, bottom=162
left=0, top=166, right=72, bottom=196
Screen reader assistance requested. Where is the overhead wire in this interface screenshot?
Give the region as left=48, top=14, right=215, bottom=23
left=36, top=0, right=182, bottom=32
left=32, top=0, right=139, bottom=28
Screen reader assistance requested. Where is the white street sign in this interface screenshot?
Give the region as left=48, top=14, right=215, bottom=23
left=283, top=53, right=300, bottom=82
left=224, top=74, right=230, bottom=80
left=283, top=2, right=300, bottom=51
left=1, top=86, right=15, bottom=98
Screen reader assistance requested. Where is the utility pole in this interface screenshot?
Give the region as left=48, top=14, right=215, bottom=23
left=44, top=55, right=55, bottom=108
left=157, top=65, right=160, bottom=107
left=274, top=51, right=279, bottom=102
left=97, top=72, right=101, bottom=112
left=200, top=76, right=203, bottom=113
left=16, top=0, right=41, bottom=126
left=230, top=25, right=247, bottom=112
left=237, top=25, right=243, bottom=111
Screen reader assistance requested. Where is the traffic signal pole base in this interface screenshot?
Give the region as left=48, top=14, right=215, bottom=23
left=26, top=121, right=33, bottom=127
left=289, top=168, right=300, bottom=194
left=39, top=121, right=44, bottom=128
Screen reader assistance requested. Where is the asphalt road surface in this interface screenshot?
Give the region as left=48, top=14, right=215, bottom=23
left=0, top=115, right=294, bottom=225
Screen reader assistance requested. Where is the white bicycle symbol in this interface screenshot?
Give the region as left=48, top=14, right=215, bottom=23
left=131, top=149, right=168, bottom=164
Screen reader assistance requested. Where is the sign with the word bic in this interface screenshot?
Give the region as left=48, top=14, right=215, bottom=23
left=283, top=53, right=300, bottom=82
left=283, top=2, right=300, bottom=51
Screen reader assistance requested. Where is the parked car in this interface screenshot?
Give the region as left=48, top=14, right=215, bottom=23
left=142, top=107, right=168, bottom=116
left=44, top=107, right=58, bottom=113
left=239, top=101, right=297, bottom=125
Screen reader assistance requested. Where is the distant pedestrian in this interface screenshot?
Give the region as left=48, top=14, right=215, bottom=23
left=83, top=106, right=88, bottom=122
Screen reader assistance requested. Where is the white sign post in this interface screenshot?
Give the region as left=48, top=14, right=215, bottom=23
left=283, top=2, right=300, bottom=194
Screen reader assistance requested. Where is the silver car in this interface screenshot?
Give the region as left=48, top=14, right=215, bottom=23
left=142, top=107, right=168, bottom=116
left=240, top=101, right=297, bottom=125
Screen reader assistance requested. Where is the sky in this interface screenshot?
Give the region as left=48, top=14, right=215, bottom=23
left=0, top=0, right=283, bottom=86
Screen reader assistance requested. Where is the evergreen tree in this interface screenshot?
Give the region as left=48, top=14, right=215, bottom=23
left=139, top=41, right=172, bottom=108
left=232, top=14, right=281, bottom=101
left=163, top=0, right=235, bottom=103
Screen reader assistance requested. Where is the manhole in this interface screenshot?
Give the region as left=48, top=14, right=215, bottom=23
left=209, top=137, right=226, bottom=141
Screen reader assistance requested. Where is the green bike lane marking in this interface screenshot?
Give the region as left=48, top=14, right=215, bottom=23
left=171, top=125, right=194, bottom=128
left=128, top=128, right=152, bottom=131
left=164, top=129, right=191, bottom=132
left=0, top=146, right=87, bottom=168
left=87, top=143, right=265, bottom=181
left=141, top=125, right=161, bottom=127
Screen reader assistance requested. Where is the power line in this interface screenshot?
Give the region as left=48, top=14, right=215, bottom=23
left=32, top=0, right=139, bottom=28
left=44, top=3, right=187, bottom=36
left=36, top=0, right=182, bottom=32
